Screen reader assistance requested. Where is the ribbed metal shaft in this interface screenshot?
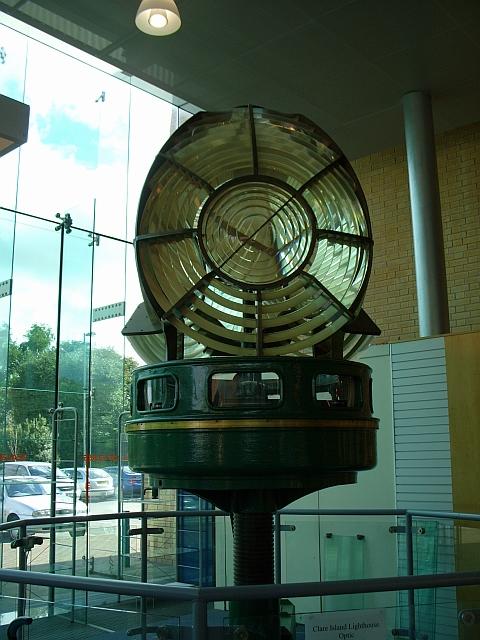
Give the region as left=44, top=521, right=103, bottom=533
left=233, top=512, right=274, bottom=586
left=230, top=512, right=281, bottom=639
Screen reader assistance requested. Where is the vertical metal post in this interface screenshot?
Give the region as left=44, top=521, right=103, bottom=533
left=140, top=515, right=148, bottom=640
left=48, top=408, right=59, bottom=613
left=274, top=512, right=281, bottom=585
left=198, top=513, right=203, bottom=588
left=405, top=513, right=416, bottom=640
left=192, top=598, right=208, bottom=640
left=48, top=218, right=65, bottom=615
left=117, top=411, right=129, bottom=584
left=70, top=407, right=79, bottom=622
left=82, top=335, right=88, bottom=461
left=402, top=90, right=450, bottom=337
left=17, top=524, right=27, bottom=620
left=48, top=407, right=79, bottom=617
left=123, top=517, right=131, bottom=569
left=83, top=336, right=92, bottom=620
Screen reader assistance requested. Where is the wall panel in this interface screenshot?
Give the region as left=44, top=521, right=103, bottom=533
left=392, top=337, right=457, bottom=640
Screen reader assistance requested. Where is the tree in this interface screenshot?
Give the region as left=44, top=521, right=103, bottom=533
left=5, top=412, right=51, bottom=461
left=8, top=324, right=56, bottom=427
left=22, top=324, right=55, bottom=354
left=2, top=323, right=139, bottom=464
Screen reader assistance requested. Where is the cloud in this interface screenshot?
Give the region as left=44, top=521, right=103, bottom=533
left=1, top=22, right=184, bottom=364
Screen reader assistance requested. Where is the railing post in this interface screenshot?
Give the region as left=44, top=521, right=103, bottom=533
left=48, top=407, right=60, bottom=614
left=405, top=512, right=416, bottom=640
left=141, top=514, right=148, bottom=640
left=117, top=411, right=129, bottom=585
left=192, top=598, right=208, bottom=640
left=17, top=524, right=27, bottom=620
left=69, top=407, right=79, bottom=622
left=48, top=406, right=79, bottom=617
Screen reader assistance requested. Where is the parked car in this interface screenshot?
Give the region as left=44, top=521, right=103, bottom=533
left=1, top=461, right=81, bottom=498
left=104, top=465, right=143, bottom=498
left=62, top=467, right=115, bottom=501
left=0, top=476, right=87, bottom=541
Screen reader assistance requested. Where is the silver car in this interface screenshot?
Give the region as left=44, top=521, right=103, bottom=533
left=1, top=461, right=81, bottom=498
left=0, top=476, right=87, bottom=541
left=62, top=467, right=115, bottom=501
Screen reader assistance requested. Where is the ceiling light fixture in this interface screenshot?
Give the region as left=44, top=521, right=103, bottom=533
left=135, top=0, right=181, bottom=36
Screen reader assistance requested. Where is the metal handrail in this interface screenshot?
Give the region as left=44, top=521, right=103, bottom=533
left=2, top=506, right=480, bottom=533
left=406, top=509, right=480, bottom=521
left=0, top=567, right=479, bottom=604
left=0, top=509, right=228, bottom=531
left=2, top=506, right=480, bottom=640
left=1, top=565, right=480, bottom=640
left=278, top=508, right=480, bottom=521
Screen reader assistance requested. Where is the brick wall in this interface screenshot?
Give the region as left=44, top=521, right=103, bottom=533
left=352, top=120, right=480, bottom=343
left=146, top=487, right=178, bottom=569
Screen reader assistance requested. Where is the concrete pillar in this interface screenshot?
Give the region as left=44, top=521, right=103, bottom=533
left=402, top=91, right=450, bottom=337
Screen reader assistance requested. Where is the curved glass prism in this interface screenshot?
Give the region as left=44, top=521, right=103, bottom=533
left=135, top=106, right=373, bottom=356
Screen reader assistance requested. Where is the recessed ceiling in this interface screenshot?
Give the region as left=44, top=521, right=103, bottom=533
left=1, top=0, right=479, bottom=158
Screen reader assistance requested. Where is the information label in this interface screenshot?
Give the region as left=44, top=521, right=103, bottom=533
left=305, top=608, right=386, bottom=640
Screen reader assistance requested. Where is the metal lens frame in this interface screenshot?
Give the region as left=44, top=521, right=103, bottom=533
left=135, top=106, right=373, bottom=356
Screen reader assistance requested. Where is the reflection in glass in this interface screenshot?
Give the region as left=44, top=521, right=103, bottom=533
left=210, top=371, right=281, bottom=408
left=0, top=12, right=189, bottom=583
left=138, top=375, right=177, bottom=411
left=313, top=374, right=361, bottom=409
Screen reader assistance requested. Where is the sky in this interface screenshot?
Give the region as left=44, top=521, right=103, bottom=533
left=0, top=19, right=186, bottom=360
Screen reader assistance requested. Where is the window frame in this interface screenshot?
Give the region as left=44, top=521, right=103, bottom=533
left=137, top=374, right=178, bottom=413
left=208, top=369, right=283, bottom=410
left=312, top=372, right=363, bottom=410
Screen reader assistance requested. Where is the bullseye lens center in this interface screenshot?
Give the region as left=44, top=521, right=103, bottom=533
left=199, top=180, right=314, bottom=287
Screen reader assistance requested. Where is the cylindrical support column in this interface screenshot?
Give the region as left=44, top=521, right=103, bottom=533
left=192, top=599, right=208, bottom=640
left=230, top=512, right=280, bottom=639
left=402, top=90, right=450, bottom=337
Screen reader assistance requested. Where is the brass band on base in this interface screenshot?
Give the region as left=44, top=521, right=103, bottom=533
left=125, top=418, right=379, bottom=432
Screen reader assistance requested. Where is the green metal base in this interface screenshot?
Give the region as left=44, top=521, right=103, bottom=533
left=126, top=356, right=377, bottom=497
left=191, top=478, right=356, bottom=513
left=125, top=356, right=379, bottom=638
left=128, top=426, right=375, bottom=492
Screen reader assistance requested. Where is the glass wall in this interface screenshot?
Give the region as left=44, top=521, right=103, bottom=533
left=0, top=16, right=196, bottom=596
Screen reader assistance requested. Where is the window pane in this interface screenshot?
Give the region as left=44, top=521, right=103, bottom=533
left=314, top=374, right=361, bottom=408
left=17, top=40, right=104, bottom=227
left=138, top=375, right=177, bottom=411
left=126, top=87, right=178, bottom=242
left=57, top=228, right=94, bottom=473
left=6, top=216, right=59, bottom=465
left=210, top=371, right=281, bottom=408
left=0, top=209, right=15, bottom=460
left=0, top=23, right=27, bottom=101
